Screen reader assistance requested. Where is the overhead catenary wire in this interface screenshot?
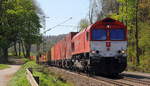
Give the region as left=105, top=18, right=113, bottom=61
left=43, top=17, right=73, bottom=33
left=58, top=25, right=79, bottom=27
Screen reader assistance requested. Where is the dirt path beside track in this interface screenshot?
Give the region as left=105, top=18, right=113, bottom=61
left=0, top=65, right=20, bottom=86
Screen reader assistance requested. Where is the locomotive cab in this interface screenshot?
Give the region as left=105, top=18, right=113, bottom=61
left=87, top=18, right=128, bottom=74
left=90, top=25, right=127, bottom=58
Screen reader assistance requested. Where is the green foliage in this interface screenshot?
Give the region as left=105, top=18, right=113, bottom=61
left=128, top=56, right=150, bottom=73
left=111, top=0, right=136, bottom=25
left=139, top=23, right=150, bottom=49
left=33, top=71, right=72, bottom=86
left=116, top=0, right=150, bottom=72
left=0, top=64, right=10, bottom=70
left=78, top=18, right=89, bottom=31
left=0, top=0, right=42, bottom=62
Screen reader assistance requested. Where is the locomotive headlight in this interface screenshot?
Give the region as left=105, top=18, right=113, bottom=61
left=118, top=50, right=126, bottom=54
left=121, top=50, right=125, bottom=54
left=91, top=50, right=99, bottom=54
left=91, top=50, right=96, bottom=54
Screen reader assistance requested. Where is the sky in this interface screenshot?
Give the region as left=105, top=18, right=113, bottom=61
left=36, top=0, right=89, bottom=36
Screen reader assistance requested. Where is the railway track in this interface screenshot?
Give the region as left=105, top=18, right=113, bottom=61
left=48, top=67, right=150, bottom=86
left=120, top=73, right=150, bottom=86
left=92, top=75, right=133, bottom=86
left=93, top=73, right=150, bottom=86
left=72, top=70, right=150, bottom=86
left=72, top=72, right=133, bottom=86
left=123, top=77, right=150, bottom=86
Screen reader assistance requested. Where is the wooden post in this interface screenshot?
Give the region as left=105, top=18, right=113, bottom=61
left=26, top=68, right=39, bottom=86
left=28, top=68, right=33, bottom=73
left=34, top=76, right=39, bottom=85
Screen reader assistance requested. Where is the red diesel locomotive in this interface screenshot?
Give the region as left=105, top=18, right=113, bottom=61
left=50, top=18, right=127, bottom=75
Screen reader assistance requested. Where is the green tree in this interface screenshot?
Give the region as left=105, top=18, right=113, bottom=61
left=78, top=18, right=89, bottom=31
left=0, top=0, right=42, bottom=63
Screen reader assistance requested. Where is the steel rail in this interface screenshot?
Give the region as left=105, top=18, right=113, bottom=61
left=123, top=77, right=150, bottom=86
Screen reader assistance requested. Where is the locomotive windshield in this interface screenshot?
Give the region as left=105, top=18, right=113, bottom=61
left=92, top=29, right=107, bottom=40
left=110, top=29, right=125, bottom=40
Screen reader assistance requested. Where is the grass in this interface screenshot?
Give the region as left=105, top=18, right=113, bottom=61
left=33, top=71, right=73, bottom=86
left=21, top=58, right=30, bottom=63
left=32, top=64, right=73, bottom=86
left=0, top=64, right=10, bottom=70
left=8, top=61, right=73, bottom=86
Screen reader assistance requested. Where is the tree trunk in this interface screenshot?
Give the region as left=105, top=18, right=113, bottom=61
left=21, top=40, right=26, bottom=57
left=25, top=44, right=31, bottom=58
left=0, top=48, right=4, bottom=64
left=3, top=48, right=8, bottom=63
left=89, top=0, right=94, bottom=24
left=18, top=41, right=21, bottom=56
left=0, top=48, right=8, bottom=63
left=36, top=43, right=40, bottom=63
left=0, top=0, right=3, bottom=16
left=125, top=0, right=128, bottom=26
left=25, top=20, right=32, bottom=58
left=135, top=0, right=140, bottom=65
left=14, top=42, right=18, bottom=56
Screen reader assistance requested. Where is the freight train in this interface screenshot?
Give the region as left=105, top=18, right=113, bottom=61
left=37, top=18, right=128, bottom=75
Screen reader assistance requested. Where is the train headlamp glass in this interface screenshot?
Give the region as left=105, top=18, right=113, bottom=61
left=118, top=50, right=126, bottom=54
left=121, top=50, right=125, bottom=54
left=91, top=50, right=96, bottom=54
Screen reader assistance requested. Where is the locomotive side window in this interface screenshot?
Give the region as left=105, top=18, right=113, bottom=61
left=86, top=32, right=89, bottom=40
left=72, top=42, right=75, bottom=51
left=110, top=29, right=125, bottom=40
left=92, top=29, right=106, bottom=40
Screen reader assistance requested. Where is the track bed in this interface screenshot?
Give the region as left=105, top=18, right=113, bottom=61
left=48, top=66, right=150, bottom=86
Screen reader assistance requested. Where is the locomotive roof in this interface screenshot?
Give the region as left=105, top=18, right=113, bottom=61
left=86, top=17, right=126, bottom=31
left=73, top=18, right=126, bottom=39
